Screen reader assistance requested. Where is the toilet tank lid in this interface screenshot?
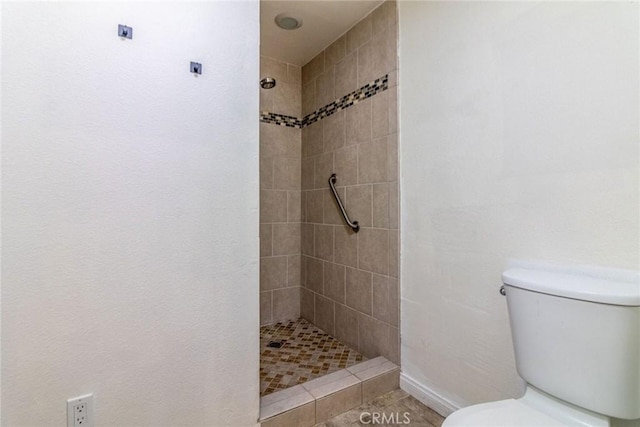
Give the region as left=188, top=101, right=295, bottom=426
left=502, top=268, right=640, bottom=306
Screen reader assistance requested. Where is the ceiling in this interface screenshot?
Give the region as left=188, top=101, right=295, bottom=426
left=261, top=0, right=384, bottom=67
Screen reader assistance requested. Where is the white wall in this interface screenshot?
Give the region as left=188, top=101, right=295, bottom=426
left=1, top=2, right=259, bottom=425
left=399, top=0, right=639, bottom=416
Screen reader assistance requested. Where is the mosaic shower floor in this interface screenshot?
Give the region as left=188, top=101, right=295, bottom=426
left=260, top=318, right=366, bottom=396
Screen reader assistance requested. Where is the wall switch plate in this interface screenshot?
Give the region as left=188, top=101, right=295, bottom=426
left=67, top=393, right=93, bottom=427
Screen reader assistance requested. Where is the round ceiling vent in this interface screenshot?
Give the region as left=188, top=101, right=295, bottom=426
left=275, top=13, right=302, bottom=30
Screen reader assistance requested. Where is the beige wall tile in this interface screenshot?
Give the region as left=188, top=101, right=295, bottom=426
left=388, top=69, right=398, bottom=88
left=326, top=35, right=346, bottom=68
left=372, top=274, right=398, bottom=326
left=306, top=189, right=324, bottom=224
left=288, top=255, right=301, bottom=288
left=373, top=183, right=389, bottom=228
left=335, top=51, right=358, bottom=98
left=387, top=133, right=398, bottom=181
left=260, top=87, right=274, bottom=113
left=314, top=224, right=334, bottom=262
left=301, top=191, right=307, bottom=223
left=302, top=81, right=316, bottom=117
left=261, top=56, right=288, bottom=83
left=261, top=224, right=272, bottom=257
left=346, top=15, right=372, bottom=53
left=346, top=98, right=372, bottom=145
left=305, top=256, right=324, bottom=294
left=372, top=91, right=389, bottom=139
left=323, top=111, right=345, bottom=153
left=357, top=41, right=375, bottom=87
left=314, top=153, right=334, bottom=189
left=301, top=222, right=314, bottom=256
left=335, top=303, right=359, bottom=351
left=346, top=267, right=373, bottom=315
left=362, top=369, right=400, bottom=403
left=261, top=256, right=288, bottom=291
left=288, top=64, right=301, bottom=84
left=358, top=228, right=389, bottom=275
left=260, top=401, right=315, bottom=427
left=358, top=313, right=390, bottom=359
left=358, top=138, right=388, bottom=184
left=324, top=187, right=345, bottom=226
left=389, top=230, right=398, bottom=278
left=389, top=86, right=398, bottom=134
left=261, top=190, right=288, bottom=223
left=261, top=156, right=273, bottom=189
left=388, top=325, right=399, bottom=364
left=370, top=29, right=391, bottom=82
left=302, top=51, right=325, bottom=86
left=315, top=383, right=362, bottom=423
left=273, top=80, right=301, bottom=118
left=335, top=226, right=358, bottom=268
left=316, top=66, right=335, bottom=109
left=334, top=145, right=358, bottom=186
left=287, top=191, right=302, bottom=222
left=302, top=121, right=323, bottom=158
left=302, top=157, right=315, bottom=191
left=273, top=223, right=301, bottom=256
left=260, top=123, right=300, bottom=158
left=300, top=287, right=315, bottom=323
left=347, top=185, right=373, bottom=228
left=389, top=182, right=398, bottom=229
left=315, top=295, right=335, bottom=335
left=261, top=291, right=272, bottom=325
left=273, top=287, right=301, bottom=323
left=372, top=1, right=396, bottom=34
left=273, top=156, right=301, bottom=190
left=324, top=262, right=346, bottom=303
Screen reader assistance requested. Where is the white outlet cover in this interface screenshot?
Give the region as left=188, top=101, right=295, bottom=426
left=67, top=393, right=93, bottom=427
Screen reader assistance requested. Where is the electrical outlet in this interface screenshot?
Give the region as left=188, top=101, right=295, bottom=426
left=67, top=394, right=93, bottom=427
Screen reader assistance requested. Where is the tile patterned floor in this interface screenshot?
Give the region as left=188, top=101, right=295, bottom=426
left=260, top=318, right=366, bottom=396
left=315, top=388, right=445, bottom=427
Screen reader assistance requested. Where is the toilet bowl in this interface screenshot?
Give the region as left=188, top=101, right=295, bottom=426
left=442, top=266, right=640, bottom=427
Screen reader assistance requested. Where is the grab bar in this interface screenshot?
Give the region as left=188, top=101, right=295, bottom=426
left=328, top=173, right=360, bottom=233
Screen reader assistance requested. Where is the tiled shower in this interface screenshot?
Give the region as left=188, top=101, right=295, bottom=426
left=260, top=0, right=399, bottom=397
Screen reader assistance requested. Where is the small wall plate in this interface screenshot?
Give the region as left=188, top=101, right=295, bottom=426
left=190, top=62, right=202, bottom=75
left=118, top=24, right=132, bottom=39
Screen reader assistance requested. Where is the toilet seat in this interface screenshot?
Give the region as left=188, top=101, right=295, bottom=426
left=442, top=398, right=566, bottom=427
left=442, top=387, right=610, bottom=427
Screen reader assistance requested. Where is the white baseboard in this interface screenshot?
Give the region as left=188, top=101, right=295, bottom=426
left=400, top=372, right=459, bottom=418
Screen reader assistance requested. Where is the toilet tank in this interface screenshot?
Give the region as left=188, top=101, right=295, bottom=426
left=502, top=267, right=640, bottom=420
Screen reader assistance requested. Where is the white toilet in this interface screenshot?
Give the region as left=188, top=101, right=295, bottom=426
left=443, top=267, right=640, bottom=427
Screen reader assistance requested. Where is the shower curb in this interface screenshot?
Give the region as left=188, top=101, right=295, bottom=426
left=259, top=356, right=399, bottom=427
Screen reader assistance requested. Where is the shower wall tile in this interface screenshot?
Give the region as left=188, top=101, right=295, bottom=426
left=346, top=15, right=372, bottom=53
left=272, top=223, right=301, bottom=256
left=273, top=287, right=301, bottom=322
left=346, top=267, right=373, bottom=315
left=315, top=295, right=335, bottom=335
left=261, top=256, right=288, bottom=291
left=297, top=1, right=400, bottom=362
left=335, top=51, right=358, bottom=97
left=260, top=55, right=303, bottom=326
left=335, top=303, right=359, bottom=351
left=325, top=35, right=346, bottom=68
left=346, top=185, right=373, bottom=228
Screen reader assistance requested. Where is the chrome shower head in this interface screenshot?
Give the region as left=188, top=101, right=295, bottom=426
left=260, top=77, right=276, bottom=89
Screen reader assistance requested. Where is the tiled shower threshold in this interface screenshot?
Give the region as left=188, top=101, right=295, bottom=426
left=259, top=356, right=400, bottom=427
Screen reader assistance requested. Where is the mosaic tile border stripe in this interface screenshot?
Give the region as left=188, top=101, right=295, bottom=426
left=260, top=74, right=389, bottom=129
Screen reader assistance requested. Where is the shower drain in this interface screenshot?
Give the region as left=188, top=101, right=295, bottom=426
left=267, top=341, right=283, bottom=348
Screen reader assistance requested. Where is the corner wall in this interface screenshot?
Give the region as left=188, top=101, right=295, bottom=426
left=399, top=0, right=639, bottom=415
left=1, top=3, right=259, bottom=425
left=300, top=1, right=400, bottom=363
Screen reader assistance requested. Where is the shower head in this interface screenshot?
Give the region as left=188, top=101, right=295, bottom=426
left=260, top=77, right=276, bottom=89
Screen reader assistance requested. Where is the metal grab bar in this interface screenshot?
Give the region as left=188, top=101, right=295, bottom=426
left=328, top=173, right=360, bottom=233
